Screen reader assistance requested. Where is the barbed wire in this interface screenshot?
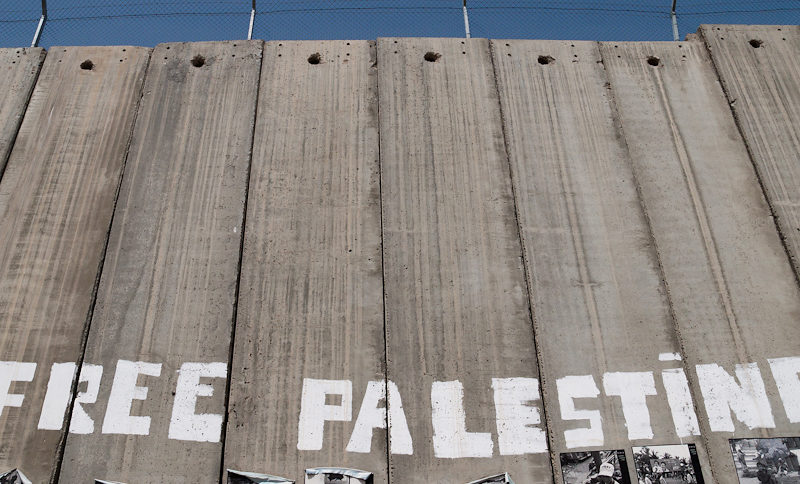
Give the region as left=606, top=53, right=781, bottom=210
left=1, top=0, right=798, bottom=48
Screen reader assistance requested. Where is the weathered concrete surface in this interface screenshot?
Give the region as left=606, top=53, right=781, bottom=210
left=0, top=48, right=44, bottom=179
left=223, top=41, right=386, bottom=482
left=601, top=40, right=800, bottom=484
left=492, top=39, right=711, bottom=483
left=0, top=46, right=149, bottom=483
left=1, top=29, right=800, bottom=484
left=58, top=41, right=262, bottom=483
left=700, top=25, right=800, bottom=275
left=378, top=37, right=551, bottom=483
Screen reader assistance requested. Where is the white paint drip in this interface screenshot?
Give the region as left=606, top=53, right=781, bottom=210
left=603, top=371, right=657, bottom=440
left=102, top=360, right=162, bottom=435
left=491, top=377, right=547, bottom=455
left=297, top=378, right=352, bottom=451
left=168, top=362, right=227, bottom=442
left=346, top=380, right=413, bottom=455
left=768, top=356, right=800, bottom=423
left=0, top=361, right=36, bottom=418
left=661, top=368, right=701, bottom=437
left=696, top=362, right=775, bottom=432
left=431, top=380, right=493, bottom=458
left=557, top=375, right=603, bottom=448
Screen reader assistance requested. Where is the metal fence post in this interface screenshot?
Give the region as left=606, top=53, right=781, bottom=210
left=463, top=0, right=471, bottom=39
left=671, top=0, right=679, bottom=41
left=31, top=0, right=47, bottom=47
left=248, top=0, right=256, bottom=40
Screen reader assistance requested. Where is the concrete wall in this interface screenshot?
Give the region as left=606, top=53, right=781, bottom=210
left=0, top=25, right=798, bottom=484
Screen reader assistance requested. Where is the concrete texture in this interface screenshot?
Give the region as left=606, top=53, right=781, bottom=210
left=57, top=41, right=262, bottom=484
left=223, top=41, right=386, bottom=482
left=0, top=29, right=799, bottom=484
left=0, top=48, right=44, bottom=180
left=491, top=39, right=711, bottom=483
left=378, top=37, right=551, bottom=483
left=601, top=39, right=800, bottom=484
left=700, top=25, right=800, bottom=277
left=0, top=46, right=149, bottom=483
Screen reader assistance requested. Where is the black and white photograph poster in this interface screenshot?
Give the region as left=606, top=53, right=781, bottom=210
left=632, top=444, right=704, bottom=484
left=561, top=450, right=632, bottom=484
left=730, top=438, right=800, bottom=484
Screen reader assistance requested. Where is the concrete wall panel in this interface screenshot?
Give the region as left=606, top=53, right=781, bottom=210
left=0, top=46, right=150, bottom=482
left=0, top=47, right=44, bottom=179
left=700, top=25, right=800, bottom=277
left=378, top=37, right=552, bottom=483
left=491, top=39, right=711, bottom=483
left=601, top=40, right=800, bottom=484
left=57, top=41, right=262, bottom=484
left=223, top=40, right=387, bottom=482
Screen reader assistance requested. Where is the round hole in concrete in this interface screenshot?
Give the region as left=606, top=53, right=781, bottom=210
left=538, top=55, right=554, bottom=65
left=191, top=55, right=205, bottom=67
left=647, top=56, right=660, bottom=66
left=424, top=51, right=441, bottom=62
left=749, top=39, right=763, bottom=48
left=80, top=59, right=94, bottom=70
left=308, top=53, right=321, bottom=64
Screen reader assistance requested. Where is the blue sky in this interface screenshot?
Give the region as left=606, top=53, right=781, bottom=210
left=1, top=0, right=799, bottom=48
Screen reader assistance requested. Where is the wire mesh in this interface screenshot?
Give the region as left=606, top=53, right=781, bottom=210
left=677, top=1, right=800, bottom=39
left=1, top=0, right=799, bottom=48
left=469, top=1, right=673, bottom=41
left=43, top=1, right=250, bottom=47
left=0, top=5, right=41, bottom=48
left=253, top=0, right=463, bottom=40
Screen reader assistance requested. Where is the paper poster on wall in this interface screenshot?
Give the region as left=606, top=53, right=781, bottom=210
left=730, top=438, right=800, bottom=484
left=561, top=450, right=631, bottom=484
left=632, top=444, right=704, bottom=484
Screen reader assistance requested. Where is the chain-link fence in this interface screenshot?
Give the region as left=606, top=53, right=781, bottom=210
left=2, top=0, right=799, bottom=48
